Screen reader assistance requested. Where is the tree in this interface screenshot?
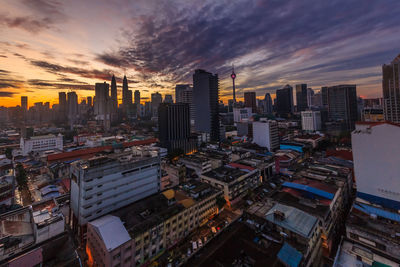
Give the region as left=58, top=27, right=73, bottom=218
left=5, top=148, right=12, bottom=159
left=15, top=163, right=28, bottom=190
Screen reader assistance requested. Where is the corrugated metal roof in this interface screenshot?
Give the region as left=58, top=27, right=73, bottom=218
left=90, top=215, right=131, bottom=251
left=282, top=182, right=334, bottom=200
left=277, top=242, right=303, bottom=267
left=265, top=203, right=318, bottom=238
left=353, top=203, right=400, bottom=223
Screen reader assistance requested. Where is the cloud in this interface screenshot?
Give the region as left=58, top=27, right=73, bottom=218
left=27, top=79, right=94, bottom=91
left=96, top=0, right=400, bottom=96
left=0, top=91, right=15, bottom=97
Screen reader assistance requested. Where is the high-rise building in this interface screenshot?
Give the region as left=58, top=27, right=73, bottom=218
left=352, top=122, right=400, bottom=209
left=151, top=92, right=162, bottom=117
left=87, top=96, right=92, bottom=107
left=58, top=92, right=67, bottom=122
left=164, top=94, right=173, bottom=104
left=21, top=96, right=28, bottom=111
left=321, top=86, right=328, bottom=107
left=134, top=90, right=140, bottom=104
left=382, top=54, right=400, bottom=123
left=327, top=85, right=358, bottom=131
left=252, top=120, right=279, bottom=152
left=122, top=75, right=129, bottom=110
left=307, top=88, right=314, bottom=108
left=110, top=75, right=118, bottom=121
left=276, top=85, right=293, bottom=117
left=296, top=84, right=308, bottom=112
left=94, top=82, right=109, bottom=116
left=175, top=84, right=191, bottom=103
left=263, top=93, right=273, bottom=114
left=193, top=69, right=220, bottom=142
left=158, top=103, right=195, bottom=154
left=301, top=110, right=321, bottom=131
left=67, top=91, right=78, bottom=127
left=244, top=92, right=257, bottom=113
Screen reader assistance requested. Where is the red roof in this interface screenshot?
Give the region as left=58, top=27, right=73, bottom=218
left=228, top=163, right=255, bottom=171
left=47, top=138, right=158, bottom=163
left=326, top=149, right=353, bottom=161
left=60, top=178, right=71, bottom=192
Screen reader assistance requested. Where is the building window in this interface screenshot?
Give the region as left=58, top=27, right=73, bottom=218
left=113, top=253, right=121, bottom=260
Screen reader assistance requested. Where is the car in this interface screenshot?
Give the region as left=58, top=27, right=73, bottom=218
left=192, top=241, right=197, bottom=251
left=187, top=248, right=191, bottom=257
left=198, top=239, right=203, bottom=247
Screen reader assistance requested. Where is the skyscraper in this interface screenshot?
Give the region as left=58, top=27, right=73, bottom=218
left=193, top=69, right=220, bottom=141
left=327, top=85, right=358, bottom=131
left=175, top=84, right=191, bottom=103
left=58, top=92, right=67, bottom=122
left=276, top=85, right=293, bottom=117
left=244, top=92, right=257, bottom=113
left=94, top=82, right=109, bottom=116
left=158, top=103, right=195, bottom=154
left=87, top=96, right=92, bottom=107
left=321, top=86, right=328, bottom=107
left=307, top=88, right=314, bottom=108
left=164, top=94, right=173, bottom=104
left=21, top=96, right=27, bottom=111
left=151, top=92, right=162, bottom=117
left=122, top=75, right=129, bottom=109
left=110, top=75, right=118, bottom=114
left=134, top=90, right=140, bottom=104
left=382, top=54, right=400, bottom=123
left=67, top=91, right=78, bottom=128
left=264, top=93, right=273, bottom=114
left=296, top=84, right=308, bottom=112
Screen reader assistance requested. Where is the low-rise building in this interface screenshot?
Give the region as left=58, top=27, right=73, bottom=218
left=86, top=181, right=222, bottom=266
left=200, top=163, right=261, bottom=205
left=20, top=134, right=63, bottom=156
left=178, top=153, right=212, bottom=176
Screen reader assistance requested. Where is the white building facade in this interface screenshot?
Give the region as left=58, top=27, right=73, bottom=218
left=233, top=107, right=253, bottom=123
left=352, top=122, right=400, bottom=209
left=70, top=151, right=161, bottom=229
left=301, top=110, right=322, bottom=131
left=20, top=134, right=63, bottom=156
left=252, top=120, right=279, bottom=151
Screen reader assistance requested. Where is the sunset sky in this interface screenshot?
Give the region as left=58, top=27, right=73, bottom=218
left=1, top=0, right=400, bottom=107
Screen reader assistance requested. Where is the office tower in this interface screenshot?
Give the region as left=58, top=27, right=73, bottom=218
left=321, top=86, right=328, bottom=107
left=122, top=75, right=129, bottom=110
left=327, top=85, right=358, bottom=131
left=164, top=94, right=173, bottom=103
left=21, top=96, right=28, bottom=111
left=253, top=120, right=279, bottom=151
left=175, top=84, right=191, bottom=103
left=94, top=82, right=109, bottom=116
left=382, top=54, right=400, bottom=122
left=87, top=96, right=92, bottom=107
left=311, top=92, right=322, bottom=107
left=59, top=92, right=67, bottom=122
left=352, top=122, right=400, bottom=209
left=264, top=93, right=273, bottom=114
left=301, top=110, right=321, bottom=131
left=158, top=103, right=195, bottom=154
left=144, top=102, right=151, bottom=117
left=276, top=85, right=294, bottom=117
left=151, top=92, right=162, bottom=117
left=307, top=88, right=314, bottom=108
left=134, top=90, right=140, bottom=104
left=244, top=92, right=257, bottom=113
left=231, top=66, right=237, bottom=103
left=67, top=91, right=78, bottom=127
left=296, top=84, right=308, bottom=112
left=110, top=75, right=118, bottom=117
left=70, top=149, right=161, bottom=228
left=193, top=69, right=220, bottom=142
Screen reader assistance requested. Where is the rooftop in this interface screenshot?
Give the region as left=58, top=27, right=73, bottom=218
left=202, top=164, right=255, bottom=183
left=265, top=203, right=318, bottom=239
left=90, top=215, right=131, bottom=251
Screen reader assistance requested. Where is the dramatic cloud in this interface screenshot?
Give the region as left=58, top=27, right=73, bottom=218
left=0, top=92, right=15, bottom=97
left=97, top=0, right=400, bottom=95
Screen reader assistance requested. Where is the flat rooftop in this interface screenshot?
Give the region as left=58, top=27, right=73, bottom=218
left=202, top=164, right=253, bottom=183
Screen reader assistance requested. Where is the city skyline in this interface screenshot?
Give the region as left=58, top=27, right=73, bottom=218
left=1, top=0, right=400, bottom=107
